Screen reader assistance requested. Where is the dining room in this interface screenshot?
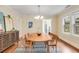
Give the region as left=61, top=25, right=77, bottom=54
left=0, top=5, right=79, bottom=53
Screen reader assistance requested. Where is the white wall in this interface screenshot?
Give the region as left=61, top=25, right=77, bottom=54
left=0, top=5, right=58, bottom=37
left=21, top=16, right=56, bottom=34
left=51, top=16, right=58, bottom=34
left=26, top=18, right=42, bottom=33
left=57, top=5, right=79, bottom=48
left=17, top=16, right=43, bottom=34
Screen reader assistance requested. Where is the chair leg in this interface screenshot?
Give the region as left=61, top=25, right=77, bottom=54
left=32, top=42, right=35, bottom=48
left=55, top=45, right=57, bottom=53
left=51, top=46, right=56, bottom=53
left=47, top=46, right=50, bottom=53
left=17, top=41, right=19, bottom=47
left=45, top=41, right=47, bottom=48
left=53, top=46, right=57, bottom=53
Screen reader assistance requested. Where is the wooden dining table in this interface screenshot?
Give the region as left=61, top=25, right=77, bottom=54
left=27, top=33, right=51, bottom=42
left=27, top=34, right=52, bottom=52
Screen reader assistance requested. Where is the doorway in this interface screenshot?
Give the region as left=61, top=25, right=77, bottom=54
left=42, top=19, right=51, bottom=34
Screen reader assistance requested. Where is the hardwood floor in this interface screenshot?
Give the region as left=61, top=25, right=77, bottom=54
left=57, top=40, right=78, bottom=53
left=2, top=37, right=79, bottom=53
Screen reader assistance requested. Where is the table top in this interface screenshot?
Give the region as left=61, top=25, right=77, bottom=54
left=27, top=34, right=51, bottom=42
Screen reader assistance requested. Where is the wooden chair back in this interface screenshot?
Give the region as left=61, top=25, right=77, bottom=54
left=48, top=32, right=59, bottom=46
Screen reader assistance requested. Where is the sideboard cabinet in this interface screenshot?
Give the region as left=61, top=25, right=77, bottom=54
left=0, top=30, right=19, bottom=52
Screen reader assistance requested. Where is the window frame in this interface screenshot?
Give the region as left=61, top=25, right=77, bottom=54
left=71, top=12, right=79, bottom=36
left=62, top=16, right=71, bottom=34
left=62, top=12, right=79, bottom=37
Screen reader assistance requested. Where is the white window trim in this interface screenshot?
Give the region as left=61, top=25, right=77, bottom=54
left=72, top=12, right=79, bottom=36
left=62, top=16, right=71, bottom=34
left=62, top=14, right=79, bottom=37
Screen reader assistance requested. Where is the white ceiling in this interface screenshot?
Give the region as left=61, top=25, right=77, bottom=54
left=10, top=5, right=67, bottom=18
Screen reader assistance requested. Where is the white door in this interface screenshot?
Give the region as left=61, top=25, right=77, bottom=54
left=42, top=20, right=51, bottom=34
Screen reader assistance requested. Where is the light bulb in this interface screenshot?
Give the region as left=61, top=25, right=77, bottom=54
left=34, top=15, right=44, bottom=19
left=40, top=16, right=44, bottom=19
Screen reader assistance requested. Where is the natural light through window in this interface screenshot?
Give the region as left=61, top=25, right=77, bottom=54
left=62, top=12, right=79, bottom=36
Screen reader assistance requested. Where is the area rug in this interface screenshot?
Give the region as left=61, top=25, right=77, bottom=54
left=15, top=42, right=62, bottom=53
left=15, top=47, right=62, bottom=53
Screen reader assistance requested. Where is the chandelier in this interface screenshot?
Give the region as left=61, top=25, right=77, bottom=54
left=34, top=5, right=44, bottom=19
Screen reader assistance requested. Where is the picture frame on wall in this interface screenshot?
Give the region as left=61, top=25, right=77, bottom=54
left=28, top=21, right=33, bottom=28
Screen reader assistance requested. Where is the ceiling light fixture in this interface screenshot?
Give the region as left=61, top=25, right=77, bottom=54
left=34, top=5, right=44, bottom=19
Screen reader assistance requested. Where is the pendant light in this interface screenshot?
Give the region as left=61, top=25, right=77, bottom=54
left=34, top=5, right=44, bottom=19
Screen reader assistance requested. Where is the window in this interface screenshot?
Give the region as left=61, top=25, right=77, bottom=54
left=72, top=13, right=79, bottom=35
left=62, top=12, right=79, bottom=36
left=74, top=18, right=79, bottom=34
left=63, top=16, right=71, bottom=33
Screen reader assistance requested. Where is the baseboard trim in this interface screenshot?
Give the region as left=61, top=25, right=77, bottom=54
left=58, top=38, right=79, bottom=52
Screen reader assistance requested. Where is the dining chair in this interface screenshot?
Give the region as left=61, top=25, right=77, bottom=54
left=47, top=33, right=59, bottom=53
left=24, top=34, right=33, bottom=48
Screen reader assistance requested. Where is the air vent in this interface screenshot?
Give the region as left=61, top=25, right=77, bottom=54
left=65, top=5, right=71, bottom=8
